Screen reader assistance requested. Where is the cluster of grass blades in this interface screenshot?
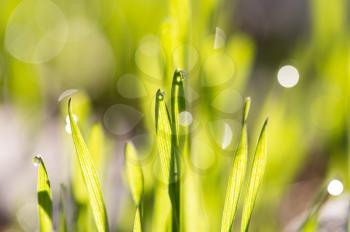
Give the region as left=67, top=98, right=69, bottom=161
left=33, top=69, right=268, bottom=232
left=220, top=98, right=268, bottom=232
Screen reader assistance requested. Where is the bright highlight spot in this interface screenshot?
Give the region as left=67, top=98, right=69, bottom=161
left=32, top=155, right=41, bottom=167
left=179, top=111, right=193, bottom=126
left=327, top=179, right=343, bottom=196
left=65, top=114, right=78, bottom=134
left=214, top=27, right=226, bottom=49
left=221, top=123, right=233, bottom=149
left=277, top=65, right=299, bottom=88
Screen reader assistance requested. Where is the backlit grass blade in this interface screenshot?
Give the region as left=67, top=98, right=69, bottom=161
left=155, top=89, right=179, bottom=230
left=133, top=207, right=142, bottom=232
left=221, top=97, right=251, bottom=232
left=68, top=98, right=109, bottom=232
left=125, top=142, right=144, bottom=206
left=58, top=185, right=68, bottom=232
left=125, top=142, right=144, bottom=232
left=33, top=155, right=53, bottom=232
left=170, top=69, right=186, bottom=230
left=171, top=69, right=186, bottom=143
left=155, top=89, right=172, bottom=183
left=240, top=118, right=268, bottom=232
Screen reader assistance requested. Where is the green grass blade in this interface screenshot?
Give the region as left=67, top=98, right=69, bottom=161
left=171, top=69, right=186, bottom=144
left=88, top=123, right=106, bottom=176
left=133, top=206, right=142, bottom=232
left=240, top=118, right=268, bottom=232
left=33, top=155, right=53, bottom=232
left=68, top=98, right=109, bottom=232
left=155, top=89, right=172, bottom=183
left=58, top=185, right=68, bottom=232
left=170, top=70, right=186, bottom=231
left=155, top=89, right=180, bottom=230
left=221, top=97, right=251, bottom=232
left=125, top=142, right=144, bottom=232
left=125, top=142, right=144, bottom=206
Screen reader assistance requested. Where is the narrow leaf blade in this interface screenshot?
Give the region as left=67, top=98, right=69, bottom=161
left=241, top=118, right=268, bottom=232
left=33, top=155, right=53, bottom=232
left=221, top=97, right=250, bottom=232
left=68, top=99, right=109, bottom=232
left=133, top=206, right=142, bottom=232
left=125, top=141, right=144, bottom=206
left=155, top=89, right=172, bottom=183
left=155, top=89, right=179, bottom=230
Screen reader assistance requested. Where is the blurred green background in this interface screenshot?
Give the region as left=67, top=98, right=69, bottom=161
left=0, top=0, right=348, bottom=231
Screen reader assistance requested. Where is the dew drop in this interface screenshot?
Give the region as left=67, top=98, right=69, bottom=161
left=156, top=90, right=165, bottom=101
left=174, top=70, right=185, bottom=83
left=65, top=114, right=78, bottom=124
left=65, top=124, right=72, bottom=134
left=32, top=155, right=41, bottom=167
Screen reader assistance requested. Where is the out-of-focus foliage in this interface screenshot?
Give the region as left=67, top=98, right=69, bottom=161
left=0, top=0, right=349, bottom=231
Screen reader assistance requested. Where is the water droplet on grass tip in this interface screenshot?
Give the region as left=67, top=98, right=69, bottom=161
left=174, top=70, right=185, bottom=83
left=156, top=90, right=165, bottom=100
left=32, top=155, right=41, bottom=167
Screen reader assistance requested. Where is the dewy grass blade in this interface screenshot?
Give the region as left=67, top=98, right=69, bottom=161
left=125, top=142, right=144, bottom=232
left=68, top=99, right=109, bottom=232
left=155, top=89, right=180, bottom=231
left=221, top=97, right=251, bottom=232
left=33, top=155, right=53, bottom=232
left=171, top=69, right=186, bottom=144
left=155, top=89, right=172, bottom=183
left=241, top=118, right=268, bottom=232
left=170, top=69, right=185, bottom=231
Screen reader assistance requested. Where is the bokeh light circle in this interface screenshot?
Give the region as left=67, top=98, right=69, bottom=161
left=327, top=179, right=343, bottom=196
left=5, top=0, right=68, bottom=63
left=277, top=65, right=299, bottom=88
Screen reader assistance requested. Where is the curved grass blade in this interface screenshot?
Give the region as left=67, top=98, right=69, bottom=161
left=68, top=99, right=109, bottom=232
left=33, top=155, right=53, bottom=232
left=221, top=97, right=251, bottom=232
left=241, top=118, right=268, bottom=232
left=125, top=142, right=144, bottom=232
